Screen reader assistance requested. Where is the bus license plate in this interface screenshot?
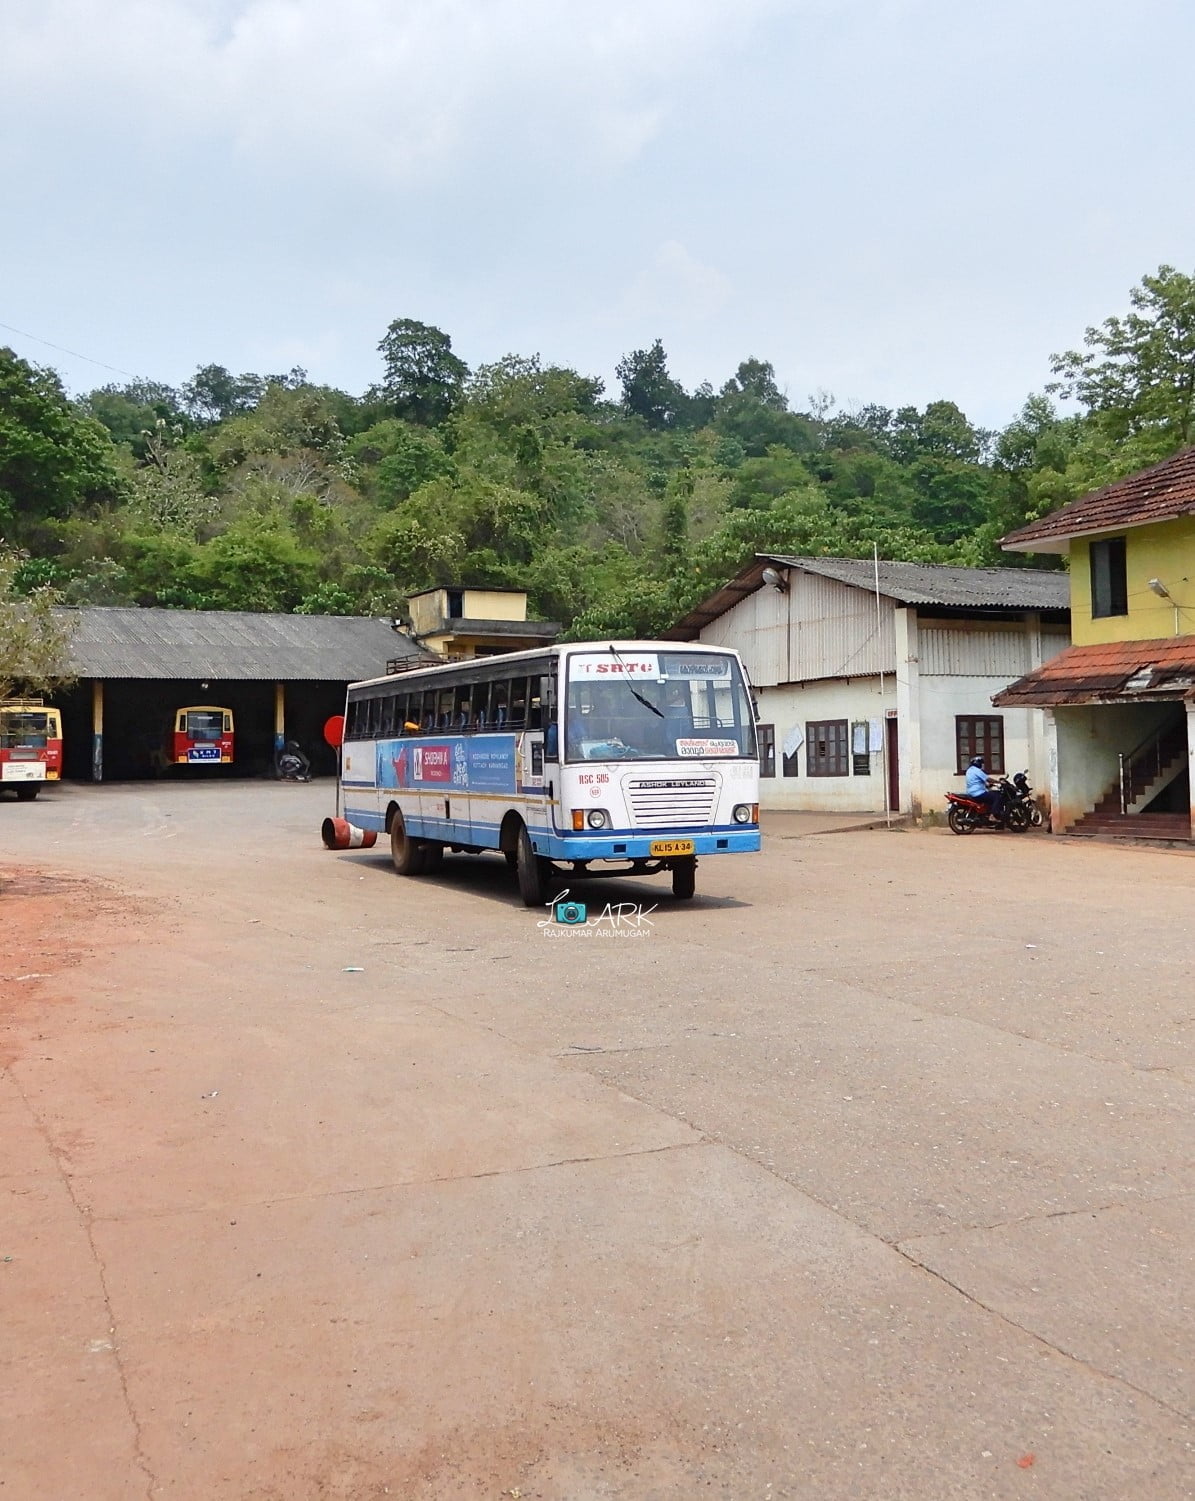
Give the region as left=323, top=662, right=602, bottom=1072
left=650, top=839, right=695, bottom=856
left=188, top=747, right=220, bottom=761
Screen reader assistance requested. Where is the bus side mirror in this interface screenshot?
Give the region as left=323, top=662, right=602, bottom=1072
left=544, top=723, right=559, bottom=760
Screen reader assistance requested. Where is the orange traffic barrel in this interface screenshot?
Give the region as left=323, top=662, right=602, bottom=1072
left=321, top=817, right=378, bottom=850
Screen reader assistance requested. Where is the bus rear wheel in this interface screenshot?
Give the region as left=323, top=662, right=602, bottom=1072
left=14, top=786, right=39, bottom=802
left=516, top=823, right=549, bottom=907
left=389, top=810, right=426, bottom=876
left=671, top=858, right=696, bottom=900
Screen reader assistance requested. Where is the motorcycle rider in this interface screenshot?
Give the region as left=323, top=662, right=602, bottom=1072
left=964, top=755, right=1004, bottom=822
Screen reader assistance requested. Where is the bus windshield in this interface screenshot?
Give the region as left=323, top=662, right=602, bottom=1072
left=0, top=711, right=52, bottom=747
left=185, top=711, right=225, bottom=742
left=565, top=649, right=757, bottom=762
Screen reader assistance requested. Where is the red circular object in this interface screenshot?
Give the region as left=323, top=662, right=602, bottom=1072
left=323, top=714, right=346, bottom=749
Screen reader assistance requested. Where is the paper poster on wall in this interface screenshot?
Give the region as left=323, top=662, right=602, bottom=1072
left=868, top=718, right=883, bottom=752
left=782, top=725, right=804, bottom=759
left=852, top=721, right=868, bottom=754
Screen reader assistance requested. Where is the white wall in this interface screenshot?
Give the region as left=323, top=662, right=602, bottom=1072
left=917, top=677, right=1046, bottom=812
left=700, top=571, right=896, bottom=687
left=1052, top=702, right=1176, bottom=829
left=755, top=677, right=895, bottom=812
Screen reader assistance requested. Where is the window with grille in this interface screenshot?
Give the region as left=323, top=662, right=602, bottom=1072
left=758, top=723, right=776, bottom=778
left=806, top=719, right=848, bottom=776
left=1090, top=537, right=1127, bottom=618
left=955, top=716, right=1005, bottom=774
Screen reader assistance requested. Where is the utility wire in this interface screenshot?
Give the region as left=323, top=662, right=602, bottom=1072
left=0, top=319, right=146, bottom=382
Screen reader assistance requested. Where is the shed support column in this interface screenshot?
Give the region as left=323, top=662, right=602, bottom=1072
left=91, top=680, right=104, bottom=783
left=1043, top=708, right=1059, bottom=833
left=1187, top=701, right=1195, bottom=840
left=274, top=682, right=285, bottom=757
left=1023, top=613, right=1046, bottom=794
left=894, top=606, right=920, bottom=818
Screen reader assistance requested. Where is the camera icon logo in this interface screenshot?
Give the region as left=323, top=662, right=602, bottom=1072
left=554, top=900, right=588, bottom=926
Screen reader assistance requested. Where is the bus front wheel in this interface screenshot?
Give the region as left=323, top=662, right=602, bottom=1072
left=516, top=824, right=549, bottom=907
left=671, top=858, right=696, bottom=900
left=389, top=810, right=425, bottom=876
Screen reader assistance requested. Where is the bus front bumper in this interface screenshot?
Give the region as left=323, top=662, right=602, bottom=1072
left=536, top=828, right=760, bottom=861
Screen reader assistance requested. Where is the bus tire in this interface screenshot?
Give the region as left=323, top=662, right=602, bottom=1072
left=671, top=858, right=696, bottom=900
left=389, top=810, right=426, bottom=876
left=516, top=823, right=548, bottom=907
left=421, top=841, right=444, bottom=873
left=15, top=786, right=39, bottom=802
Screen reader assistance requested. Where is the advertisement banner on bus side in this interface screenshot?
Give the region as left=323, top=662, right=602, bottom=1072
left=378, top=736, right=517, bottom=794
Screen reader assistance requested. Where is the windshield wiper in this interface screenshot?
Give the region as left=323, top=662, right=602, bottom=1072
left=607, top=643, right=664, bottom=718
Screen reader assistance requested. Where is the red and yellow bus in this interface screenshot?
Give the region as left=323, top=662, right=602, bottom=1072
left=170, top=706, right=234, bottom=766
left=0, top=700, right=63, bottom=801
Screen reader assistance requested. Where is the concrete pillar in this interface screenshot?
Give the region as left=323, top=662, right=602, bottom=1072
left=1187, top=701, right=1195, bottom=839
left=91, top=679, right=104, bottom=783
left=274, top=682, right=285, bottom=756
left=1043, top=708, right=1060, bottom=833
left=893, top=607, right=920, bottom=817
left=1023, top=613, right=1047, bottom=795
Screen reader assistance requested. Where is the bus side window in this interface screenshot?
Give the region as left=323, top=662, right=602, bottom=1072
left=223, top=713, right=232, bottom=735
left=506, top=677, right=527, bottom=730
left=492, top=683, right=509, bottom=728
left=473, top=681, right=491, bottom=728
left=177, top=712, right=187, bottom=734
left=528, top=676, right=544, bottom=730
left=453, top=685, right=472, bottom=730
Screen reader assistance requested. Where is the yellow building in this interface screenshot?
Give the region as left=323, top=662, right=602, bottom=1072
left=398, top=586, right=560, bottom=663
left=996, top=448, right=1195, bottom=840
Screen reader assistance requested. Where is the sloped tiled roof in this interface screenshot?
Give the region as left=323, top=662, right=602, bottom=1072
left=663, top=555, right=1068, bottom=638
left=994, top=635, right=1195, bottom=706
left=61, top=607, right=433, bottom=681
left=1002, top=447, right=1195, bottom=550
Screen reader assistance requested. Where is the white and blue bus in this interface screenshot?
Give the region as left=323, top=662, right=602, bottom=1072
left=340, top=640, right=760, bottom=904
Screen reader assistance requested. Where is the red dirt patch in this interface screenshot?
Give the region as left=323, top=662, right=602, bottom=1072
left=0, top=867, right=141, bottom=1061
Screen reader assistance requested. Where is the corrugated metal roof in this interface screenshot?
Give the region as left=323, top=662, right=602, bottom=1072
left=1002, top=447, right=1195, bottom=551
left=664, top=555, right=1069, bottom=638
left=770, top=556, right=1070, bottom=608
left=60, top=607, right=434, bottom=681
left=994, top=635, right=1195, bottom=706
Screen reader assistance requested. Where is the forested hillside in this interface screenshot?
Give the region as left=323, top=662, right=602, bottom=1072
left=3, top=265, right=1194, bottom=637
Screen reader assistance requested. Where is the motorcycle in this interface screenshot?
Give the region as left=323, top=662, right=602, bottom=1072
left=1008, top=769, right=1045, bottom=828
left=276, top=740, right=312, bottom=783
left=945, top=778, right=1030, bottom=834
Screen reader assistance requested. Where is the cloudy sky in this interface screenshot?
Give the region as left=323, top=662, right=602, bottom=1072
left=3, top=0, right=1194, bottom=427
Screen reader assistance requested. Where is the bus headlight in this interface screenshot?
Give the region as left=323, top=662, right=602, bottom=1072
left=586, top=808, right=609, bottom=829
left=732, top=803, right=755, bottom=824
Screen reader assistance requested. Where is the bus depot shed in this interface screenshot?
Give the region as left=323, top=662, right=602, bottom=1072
left=56, top=607, right=432, bottom=781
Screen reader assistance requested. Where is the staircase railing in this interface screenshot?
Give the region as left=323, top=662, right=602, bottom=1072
left=1118, top=720, right=1187, bottom=814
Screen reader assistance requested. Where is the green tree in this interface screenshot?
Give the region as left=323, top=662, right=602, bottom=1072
left=377, top=319, right=469, bottom=426
left=616, top=339, right=688, bottom=429
left=1049, top=264, right=1195, bottom=452
left=0, top=349, right=124, bottom=533
left=0, top=551, right=75, bottom=702
left=128, top=420, right=217, bottom=535
left=81, top=380, right=186, bottom=456
left=182, top=364, right=268, bottom=424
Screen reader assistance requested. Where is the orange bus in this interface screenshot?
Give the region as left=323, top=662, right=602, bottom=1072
left=170, top=705, right=234, bottom=767
left=0, top=700, right=63, bottom=801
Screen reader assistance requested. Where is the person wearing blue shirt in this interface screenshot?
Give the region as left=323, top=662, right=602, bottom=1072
left=964, top=756, right=1003, bottom=820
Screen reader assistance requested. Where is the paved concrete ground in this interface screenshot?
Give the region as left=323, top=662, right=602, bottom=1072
left=0, top=781, right=1192, bottom=1499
